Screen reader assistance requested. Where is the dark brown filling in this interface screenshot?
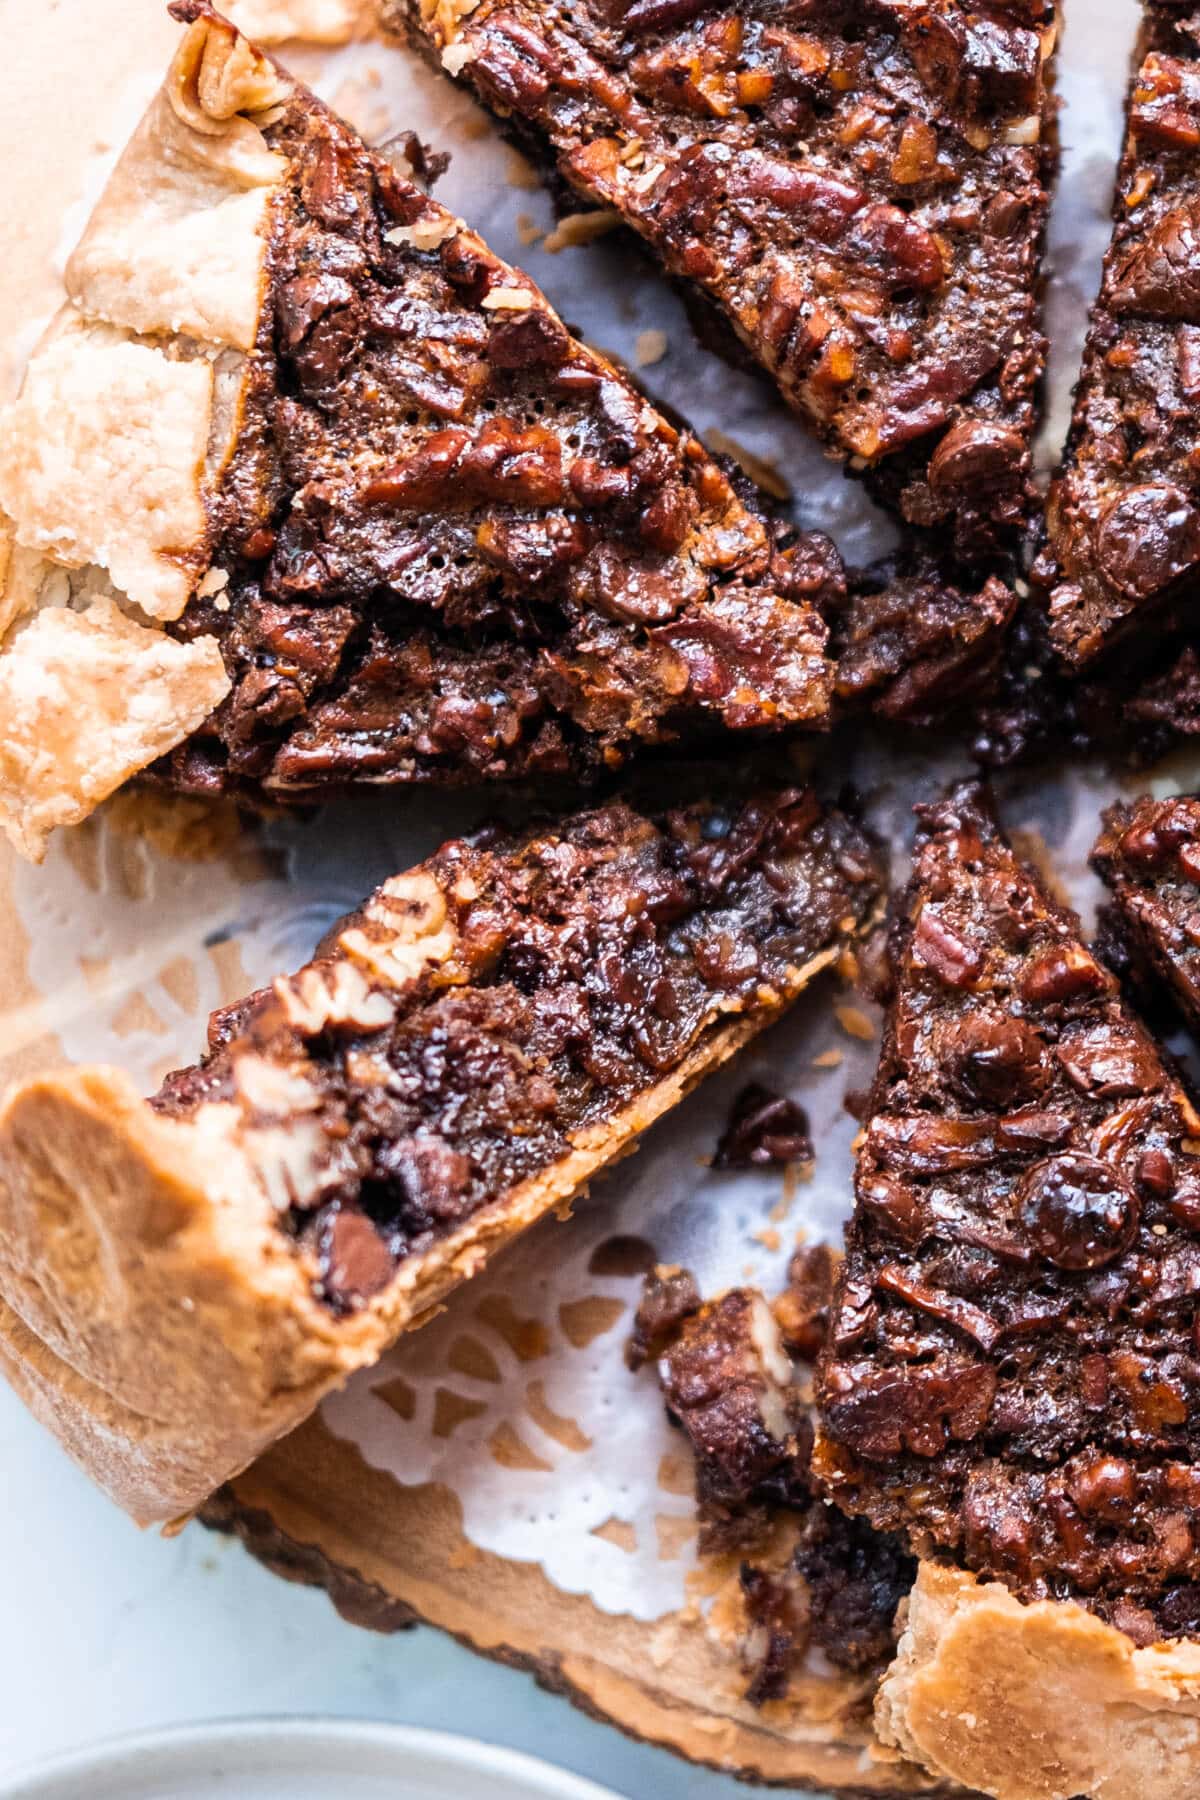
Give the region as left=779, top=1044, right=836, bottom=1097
left=158, top=82, right=837, bottom=800
left=817, top=783, right=1200, bottom=1645
left=154, top=790, right=879, bottom=1313
left=1093, top=793, right=1200, bottom=1040
left=393, top=0, right=1053, bottom=560
left=972, top=600, right=1200, bottom=771
left=1041, top=5, right=1200, bottom=668
left=635, top=1259, right=915, bottom=1704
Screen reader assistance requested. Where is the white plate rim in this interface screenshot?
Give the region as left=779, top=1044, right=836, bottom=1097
left=0, top=1718, right=630, bottom=1800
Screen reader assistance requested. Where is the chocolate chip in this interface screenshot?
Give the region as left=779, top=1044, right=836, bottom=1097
left=714, top=1083, right=813, bottom=1169
left=1095, top=483, right=1200, bottom=602
left=928, top=420, right=1025, bottom=496
left=1016, top=1152, right=1140, bottom=1270
left=1018, top=945, right=1109, bottom=1006
left=319, top=1207, right=396, bottom=1309
left=950, top=1012, right=1048, bottom=1105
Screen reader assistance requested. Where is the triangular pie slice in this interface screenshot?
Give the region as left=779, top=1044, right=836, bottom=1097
left=817, top=782, right=1200, bottom=1627
left=394, top=0, right=1058, bottom=559
left=812, top=780, right=1200, bottom=1798
left=1041, top=2, right=1200, bottom=667
left=0, top=4, right=837, bottom=862
left=1093, top=791, right=1200, bottom=1036
left=0, top=783, right=880, bottom=1524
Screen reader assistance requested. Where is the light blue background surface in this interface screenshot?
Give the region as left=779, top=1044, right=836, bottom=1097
left=0, top=1381, right=799, bottom=1797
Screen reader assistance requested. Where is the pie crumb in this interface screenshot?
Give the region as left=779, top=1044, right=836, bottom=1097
left=542, top=209, right=622, bottom=252
left=635, top=328, right=668, bottom=367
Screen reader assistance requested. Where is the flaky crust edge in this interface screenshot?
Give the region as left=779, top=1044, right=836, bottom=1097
left=875, top=1561, right=1200, bottom=1800
left=0, top=11, right=288, bottom=859
left=0, top=911, right=854, bottom=1527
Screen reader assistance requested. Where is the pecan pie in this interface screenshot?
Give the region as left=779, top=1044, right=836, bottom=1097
left=816, top=782, right=1200, bottom=1644
left=0, top=785, right=879, bottom=1523
left=1093, top=792, right=1200, bottom=1037
left=636, top=1257, right=916, bottom=1708
left=0, top=6, right=839, bottom=862
left=392, top=0, right=1058, bottom=558
left=1040, top=1, right=1200, bottom=667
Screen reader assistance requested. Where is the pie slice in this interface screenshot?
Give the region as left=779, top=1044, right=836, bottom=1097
left=634, top=1257, right=916, bottom=1710
left=392, top=0, right=1058, bottom=559
left=0, top=784, right=880, bottom=1525
left=1093, top=792, right=1200, bottom=1036
left=811, top=781, right=1200, bottom=1797
left=1041, top=3, right=1200, bottom=667
left=816, top=782, right=1200, bottom=1634
left=0, top=4, right=838, bottom=862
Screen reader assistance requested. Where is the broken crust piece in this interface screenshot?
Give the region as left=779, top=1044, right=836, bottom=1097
left=0, top=789, right=881, bottom=1524
left=1042, top=3, right=1200, bottom=667
left=0, top=6, right=838, bottom=862
left=815, top=782, right=1200, bottom=1640
left=877, top=1561, right=1200, bottom=1800
left=392, top=0, right=1057, bottom=558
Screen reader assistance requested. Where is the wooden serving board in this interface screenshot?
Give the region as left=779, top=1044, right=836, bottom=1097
left=201, top=1415, right=960, bottom=1795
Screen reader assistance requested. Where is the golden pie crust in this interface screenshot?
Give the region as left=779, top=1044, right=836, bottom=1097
left=0, top=13, right=285, bottom=858
left=876, top=1562, right=1200, bottom=1800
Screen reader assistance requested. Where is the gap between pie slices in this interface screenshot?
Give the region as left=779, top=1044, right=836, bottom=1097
left=0, top=784, right=881, bottom=1525
left=807, top=780, right=1200, bottom=1800
left=391, top=0, right=1058, bottom=562
left=1040, top=0, right=1200, bottom=670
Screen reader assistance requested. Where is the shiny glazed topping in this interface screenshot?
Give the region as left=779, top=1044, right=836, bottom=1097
left=160, top=81, right=839, bottom=799
left=153, top=790, right=880, bottom=1312
left=816, top=783, right=1200, bottom=1642
left=396, top=0, right=1056, bottom=558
